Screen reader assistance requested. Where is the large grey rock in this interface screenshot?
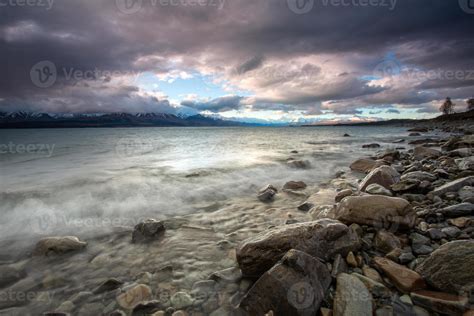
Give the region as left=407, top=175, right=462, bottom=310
left=333, top=273, right=373, bottom=316
left=439, top=203, right=474, bottom=218
left=431, top=176, right=474, bottom=196
left=132, top=219, right=166, bottom=243
left=359, top=165, right=400, bottom=192
left=416, top=241, right=474, bottom=294
left=239, top=249, right=331, bottom=316
left=33, top=236, right=87, bottom=256
left=236, top=219, right=360, bottom=277
left=334, top=195, right=415, bottom=230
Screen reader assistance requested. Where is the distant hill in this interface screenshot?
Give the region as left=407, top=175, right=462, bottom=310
left=0, top=112, right=255, bottom=128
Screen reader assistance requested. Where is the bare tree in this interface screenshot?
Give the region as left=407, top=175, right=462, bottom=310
left=467, top=98, right=474, bottom=111
left=439, top=97, right=455, bottom=115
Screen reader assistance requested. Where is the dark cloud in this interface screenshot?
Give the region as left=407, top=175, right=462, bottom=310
left=0, top=0, right=473, bottom=117
left=386, top=108, right=401, bottom=114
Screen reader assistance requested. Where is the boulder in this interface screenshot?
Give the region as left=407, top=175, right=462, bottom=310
left=333, top=273, right=373, bottom=316
left=239, top=249, right=331, bottom=316
left=132, top=219, right=166, bottom=243
left=373, top=257, right=425, bottom=293
left=333, top=195, right=415, bottom=230
left=431, top=176, right=474, bottom=196
left=350, top=158, right=385, bottom=173
left=33, top=236, right=87, bottom=256
left=416, top=240, right=474, bottom=294
left=236, top=219, right=360, bottom=277
left=283, top=181, right=307, bottom=191
left=258, top=185, right=278, bottom=203
left=413, top=147, right=441, bottom=160
left=359, top=165, right=400, bottom=192
left=439, top=203, right=474, bottom=218
left=365, top=184, right=393, bottom=196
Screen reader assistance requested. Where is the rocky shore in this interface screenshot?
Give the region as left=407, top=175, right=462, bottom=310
left=1, top=125, right=474, bottom=316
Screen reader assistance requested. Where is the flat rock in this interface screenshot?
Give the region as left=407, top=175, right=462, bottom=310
left=416, top=240, right=474, bottom=294
left=33, top=236, right=87, bottom=256
left=359, top=165, right=400, bottom=192
left=350, top=158, right=385, bottom=173
left=117, top=284, right=152, bottom=310
left=439, top=203, right=474, bottom=218
left=132, top=219, right=166, bottom=243
left=411, top=290, right=469, bottom=315
left=401, top=171, right=437, bottom=182
left=334, top=195, right=415, bottom=230
left=333, top=273, right=373, bottom=316
left=239, top=249, right=331, bottom=316
left=374, top=257, right=426, bottom=293
left=431, top=176, right=474, bottom=196
left=236, top=219, right=360, bottom=277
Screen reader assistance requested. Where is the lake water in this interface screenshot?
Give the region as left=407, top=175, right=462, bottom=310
left=0, top=126, right=412, bottom=243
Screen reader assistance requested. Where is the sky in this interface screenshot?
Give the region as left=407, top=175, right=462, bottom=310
left=0, top=0, right=473, bottom=124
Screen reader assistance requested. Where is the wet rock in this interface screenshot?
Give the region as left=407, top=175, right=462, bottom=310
left=431, top=176, right=474, bottom=196
left=343, top=133, right=351, bottom=137
left=333, top=273, right=373, bottom=316
left=401, top=171, right=437, bottom=182
left=375, top=230, right=401, bottom=254
left=33, top=236, right=87, bottom=256
left=258, top=185, right=278, bottom=203
left=236, top=219, right=359, bottom=277
left=117, top=284, right=152, bottom=310
left=297, top=202, right=314, bottom=212
left=366, top=184, right=393, bottom=196
left=132, top=301, right=163, bottom=315
left=283, top=181, right=307, bottom=191
left=132, top=219, right=165, bottom=243
left=170, top=292, right=193, bottom=310
left=309, top=205, right=336, bottom=220
left=334, top=195, right=415, bottom=230
left=416, top=240, right=474, bottom=293
left=287, top=159, right=311, bottom=169
left=394, top=139, right=405, bottom=143
left=93, top=278, right=124, bottom=294
left=335, top=189, right=353, bottom=203
left=209, top=267, right=242, bottom=283
left=239, top=249, right=331, bottom=316
left=414, top=146, right=441, bottom=160
left=439, top=203, right=474, bottom=218
left=359, top=165, right=400, bottom=192
left=362, top=143, right=381, bottom=149
left=410, top=132, right=421, bottom=137
left=374, top=257, right=426, bottom=293
left=411, top=290, right=469, bottom=315
left=350, top=158, right=385, bottom=173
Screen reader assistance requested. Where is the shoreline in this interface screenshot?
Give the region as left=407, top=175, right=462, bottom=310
left=0, top=124, right=473, bottom=315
